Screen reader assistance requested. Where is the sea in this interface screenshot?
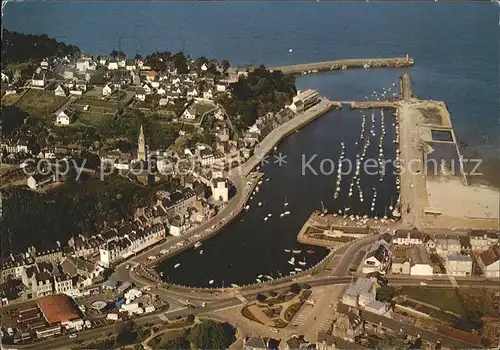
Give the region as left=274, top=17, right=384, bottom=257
left=4, top=2, right=499, bottom=287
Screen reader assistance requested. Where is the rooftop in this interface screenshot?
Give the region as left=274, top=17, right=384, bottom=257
left=344, top=277, right=373, bottom=297
left=37, top=294, right=80, bottom=325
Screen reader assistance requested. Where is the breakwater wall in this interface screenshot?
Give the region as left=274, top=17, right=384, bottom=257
left=265, top=56, right=414, bottom=75
left=241, top=97, right=334, bottom=176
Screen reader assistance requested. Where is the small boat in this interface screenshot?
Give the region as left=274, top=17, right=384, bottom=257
left=200, top=250, right=203, bottom=254
left=284, top=196, right=289, bottom=207
left=288, top=257, right=296, bottom=265
left=284, top=211, right=291, bottom=215
left=264, top=217, right=268, bottom=222
left=258, top=202, right=263, bottom=206
left=256, top=278, right=262, bottom=283
left=174, top=263, right=180, bottom=268
left=209, top=280, right=214, bottom=285
left=159, top=272, right=164, bottom=277
left=307, top=249, right=315, bottom=254
left=268, top=213, right=272, bottom=217
left=290, top=271, right=296, bottom=275
left=292, top=250, right=301, bottom=254
left=294, top=268, right=303, bottom=272
left=194, top=242, right=202, bottom=249
left=258, top=274, right=263, bottom=278
left=280, top=213, right=285, bottom=218
left=265, top=275, right=273, bottom=280
left=245, top=205, right=250, bottom=210
left=334, top=192, right=339, bottom=199
left=231, top=283, right=240, bottom=288
left=299, top=258, right=306, bottom=266
left=284, top=249, right=291, bottom=253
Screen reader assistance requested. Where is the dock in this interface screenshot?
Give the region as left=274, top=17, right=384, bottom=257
left=264, top=56, right=414, bottom=75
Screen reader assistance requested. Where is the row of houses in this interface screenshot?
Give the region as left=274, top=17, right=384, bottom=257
left=362, top=228, right=500, bottom=277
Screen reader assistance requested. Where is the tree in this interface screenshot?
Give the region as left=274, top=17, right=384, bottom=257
left=162, top=336, right=190, bottom=349
left=186, top=319, right=235, bottom=350
left=256, top=293, right=267, bottom=302
left=376, top=334, right=408, bottom=350
left=452, top=311, right=484, bottom=332
left=376, top=286, right=398, bottom=302
left=115, top=321, right=139, bottom=346
left=221, top=59, right=230, bottom=72
left=290, top=283, right=301, bottom=294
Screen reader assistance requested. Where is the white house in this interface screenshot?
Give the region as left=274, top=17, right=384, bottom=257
left=31, top=73, right=46, bottom=87
left=157, top=86, right=167, bottom=96
left=54, top=85, right=68, bottom=97
left=477, top=244, right=500, bottom=277
left=211, top=178, right=229, bottom=202
left=55, top=110, right=72, bottom=126
left=118, top=59, right=126, bottom=68
left=216, top=83, right=226, bottom=92
left=342, top=278, right=375, bottom=308
left=108, top=61, right=119, bottom=70
left=1, top=72, right=9, bottom=83
left=393, top=229, right=424, bottom=246
left=76, top=58, right=91, bottom=72
left=182, top=106, right=197, bottom=120
left=102, top=84, right=113, bottom=96
left=201, top=63, right=208, bottom=71
left=187, top=87, right=198, bottom=98
left=125, top=59, right=136, bottom=71
left=408, top=245, right=433, bottom=276
left=362, top=241, right=390, bottom=274
left=203, top=88, right=213, bottom=100
left=446, top=254, right=472, bottom=276
left=135, top=89, right=146, bottom=101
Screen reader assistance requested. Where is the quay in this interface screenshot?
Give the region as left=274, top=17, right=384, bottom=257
left=329, top=100, right=399, bottom=109
left=264, top=56, right=414, bottom=75
left=240, top=97, right=335, bottom=176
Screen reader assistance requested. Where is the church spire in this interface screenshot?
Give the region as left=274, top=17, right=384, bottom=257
left=137, top=124, right=146, bottom=161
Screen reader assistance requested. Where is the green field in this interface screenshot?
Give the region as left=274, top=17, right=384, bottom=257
left=16, top=89, right=68, bottom=119
left=400, top=287, right=466, bottom=316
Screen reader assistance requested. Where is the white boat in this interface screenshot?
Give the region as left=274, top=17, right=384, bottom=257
left=284, top=196, right=289, bottom=207
left=174, top=263, right=180, bottom=268
left=294, top=268, right=303, bottom=272
left=245, top=205, right=250, bottom=210
left=268, top=213, right=272, bottom=217
left=258, top=274, right=264, bottom=278
left=288, top=257, right=296, bottom=265
left=265, top=275, right=273, bottom=280
left=284, top=249, right=291, bottom=253
left=299, top=258, right=306, bottom=266
left=194, top=242, right=202, bottom=249
left=256, top=278, right=262, bottom=283
left=284, top=211, right=291, bottom=215
left=209, top=280, right=214, bottom=285
left=292, top=250, right=301, bottom=254
left=264, top=217, right=268, bottom=222
left=258, top=202, right=262, bottom=206
left=231, top=284, right=240, bottom=288
left=290, top=271, right=296, bottom=275
left=280, top=213, right=285, bottom=218
left=200, top=250, right=203, bottom=254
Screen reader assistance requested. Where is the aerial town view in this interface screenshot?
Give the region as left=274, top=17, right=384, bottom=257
left=0, top=1, right=499, bottom=349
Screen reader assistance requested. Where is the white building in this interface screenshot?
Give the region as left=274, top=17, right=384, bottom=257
left=477, top=244, right=500, bottom=277
left=108, top=61, right=119, bottom=70
left=102, top=84, right=113, bottom=96
left=182, top=106, right=197, bottom=120
left=55, top=111, right=72, bottom=126
left=408, top=245, right=433, bottom=276
left=292, top=89, right=319, bottom=110
left=54, top=85, right=68, bottom=97
left=392, top=229, right=424, bottom=246
left=212, top=178, right=229, bottom=202
left=31, top=73, right=46, bottom=87
left=362, top=241, right=390, bottom=274
left=446, top=254, right=472, bottom=276
left=76, top=58, right=91, bottom=72
left=342, top=278, right=375, bottom=308
left=470, top=231, right=499, bottom=252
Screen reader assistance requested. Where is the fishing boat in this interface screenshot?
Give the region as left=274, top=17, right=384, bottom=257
left=284, top=249, right=291, bottom=253
left=307, top=249, right=315, bottom=254
left=284, top=196, right=289, bottom=207
left=292, top=250, right=301, bottom=254
left=209, top=280, right=214, bottom=285
left=284, top=211, right=291, bottom=215
left=174, top=263, right=180, bottom=268
left=294, top=268, right=303, bottom=272
left=258, top=274, right=264, bottom=278
left=194, top=242, right=202, bottom=249
left=231, top=283, right=240, bottom=288
left=288, top=257, right=296, bottom=265
left=299, top=258, right=306, bottom=266
left=256, top=278, right=261, bottom=283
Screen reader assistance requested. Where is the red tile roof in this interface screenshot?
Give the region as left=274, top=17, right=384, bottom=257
left=37, top=294, right=80, bottom=325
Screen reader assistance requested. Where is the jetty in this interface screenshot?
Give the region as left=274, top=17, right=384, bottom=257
left=263, top=56, right=414, bottom=75
left=330, top=100, right=399, bottom=109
